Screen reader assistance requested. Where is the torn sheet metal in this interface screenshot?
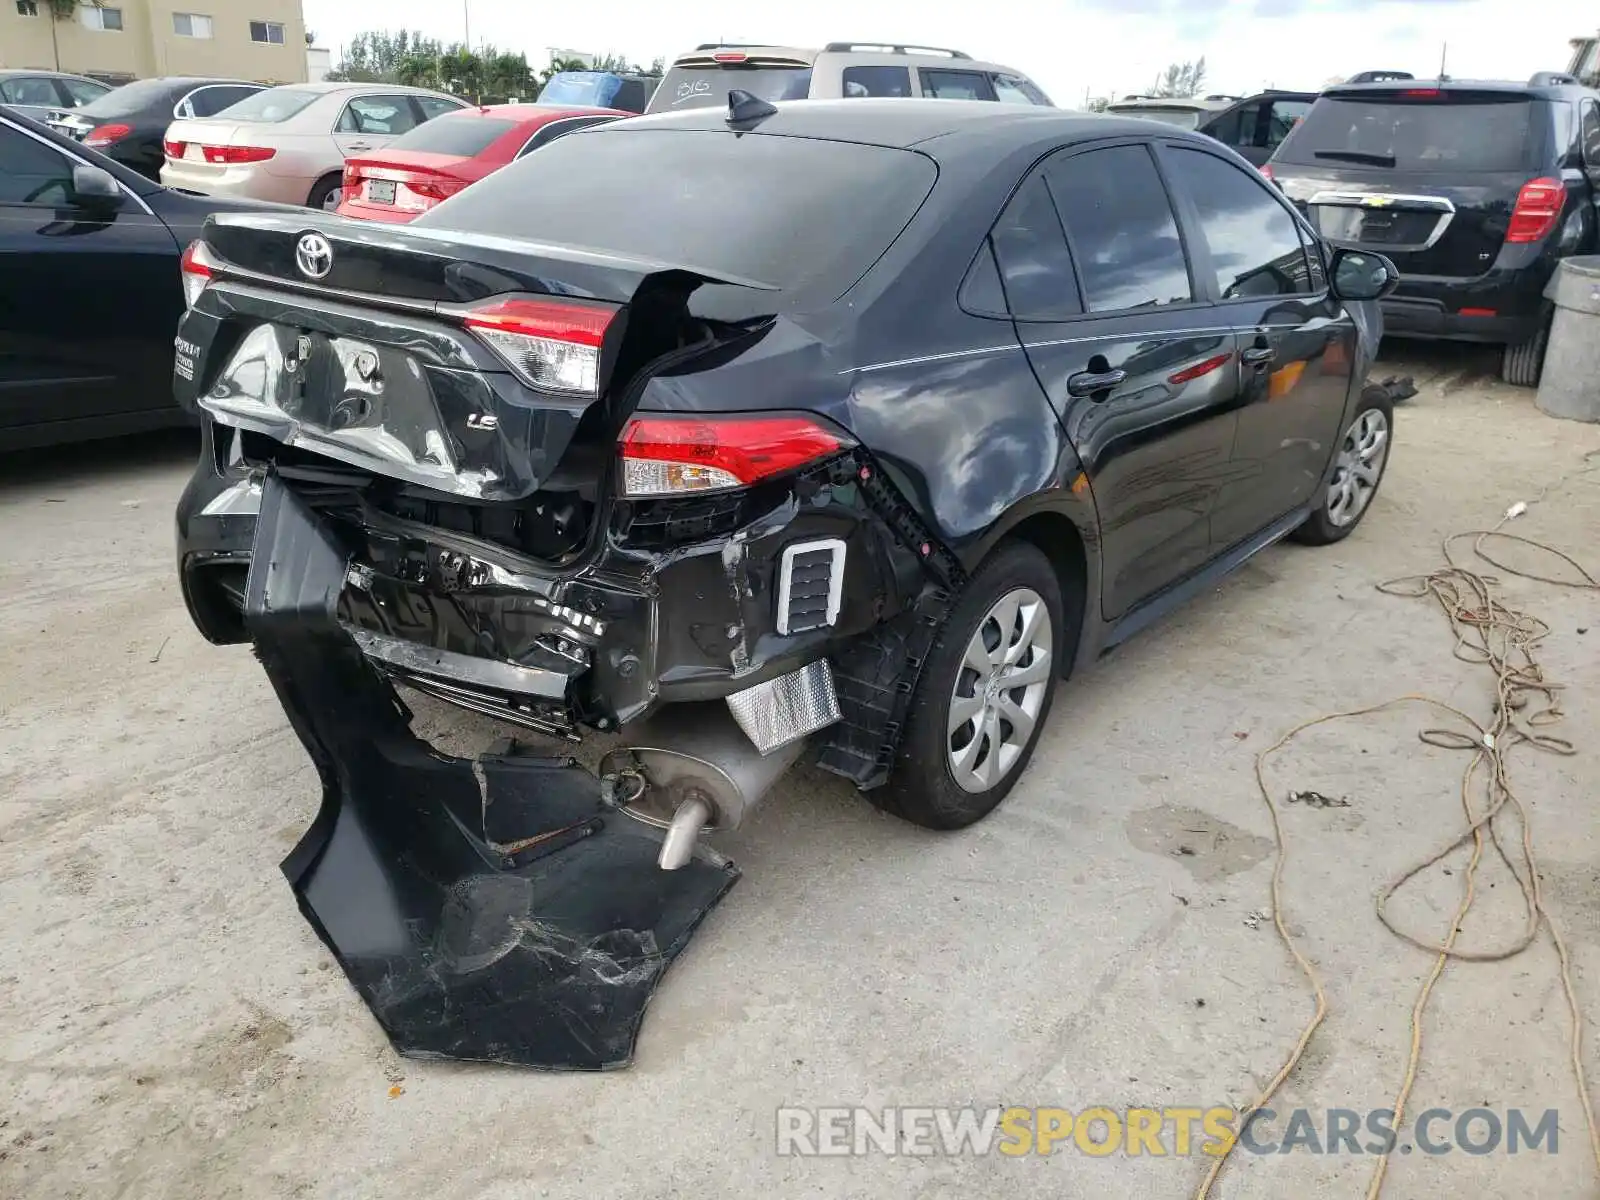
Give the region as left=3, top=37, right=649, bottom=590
left=246, top=474, right=738, bottom=1069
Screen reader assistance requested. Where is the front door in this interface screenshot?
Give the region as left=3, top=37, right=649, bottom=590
left=0, top=121, right=181, bottom=443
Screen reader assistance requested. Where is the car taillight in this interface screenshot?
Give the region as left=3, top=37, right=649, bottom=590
left=200, top=145, right=276, bottom=164
left=180, top=239, right=218, bottom=310
left=618, top=415, right=850, bottom=497
left=1506, top=177, right=1563, bottom=244
left=1259, top=163, right=1275, bottom=183
left=461, top=297, right=618, bottom=395
left=84, top=123, right=132, bottom=147
left=164, top=138, right=187, bottom=159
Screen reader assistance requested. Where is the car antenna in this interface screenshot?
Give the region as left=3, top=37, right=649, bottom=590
left=726, top=88, right=778, bottom=125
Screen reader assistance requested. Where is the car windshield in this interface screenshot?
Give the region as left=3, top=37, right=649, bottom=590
left=214, top=88, right=322, bottom=123
left=388, top=115, right=516, bottom=157
left=416, top=127, right=935, bottom=299
left=1108, top=106, right=1204, bottom=129
left=538, top=72, right=623, bottom=107
left=652, top=64, right=812, bottom=111
left=75, top=77, right=182, bottom=117
left=1278, top=94, right=1535, bottom=171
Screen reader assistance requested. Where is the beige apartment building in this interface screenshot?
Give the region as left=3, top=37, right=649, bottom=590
left=0, top=0, right=308, bottom=84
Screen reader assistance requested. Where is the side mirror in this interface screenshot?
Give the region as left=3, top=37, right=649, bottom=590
left=71, top=164, right=124, bottom=211
left=1329, top=246, right=1399, bottom=301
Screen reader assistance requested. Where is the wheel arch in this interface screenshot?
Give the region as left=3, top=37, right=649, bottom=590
left=969, top=501, right=1099, bottom=678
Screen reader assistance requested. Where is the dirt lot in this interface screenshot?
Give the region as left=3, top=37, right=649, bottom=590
left=3, top=345, right=1598, bottom=1199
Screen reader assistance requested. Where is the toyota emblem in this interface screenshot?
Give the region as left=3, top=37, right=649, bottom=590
left=295, top=232, right=333, bottom=280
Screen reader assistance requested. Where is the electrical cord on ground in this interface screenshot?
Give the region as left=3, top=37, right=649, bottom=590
left=1196, top=454, right=1600, bottom=1200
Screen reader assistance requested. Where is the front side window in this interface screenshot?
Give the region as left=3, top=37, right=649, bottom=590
left=1581, top=100, right=1600, bottom=169
left=1043, top=144, right=1192, bottom=312
left=172, top=12, right=212, bottom=38
left=62, top=77, right=110, bottom=106
left=919, top=69, right=996, bottom=101
left=1165, top=147, right=1312, bottom=299
left=842, top=66, right=911, bottom=98
left=0, top=124, right=75, bottom=206
left=1202, top=103, right=1252, bottom=146
left=249, top=20, right=285, bottom=45
left=987, top=173, right=1080, bottom=319
left=81, top=5, right=123, bottom=30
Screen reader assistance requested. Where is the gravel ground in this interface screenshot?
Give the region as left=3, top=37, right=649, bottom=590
left=3, top=344, right=1598, bottom=1199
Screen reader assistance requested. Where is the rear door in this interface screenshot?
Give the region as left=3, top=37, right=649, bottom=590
left=992, top=140, right=1243, bottom=619
left=334, top=94, right=421, bottom=158
left=1271, top=89, right=1543, bottom=278
left=0, top=120, right=181, bottom=439
left=1159, top=142, right=1354, bottom=544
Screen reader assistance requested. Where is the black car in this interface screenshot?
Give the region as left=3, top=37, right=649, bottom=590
left=47, top=76, right=265, bottom=181
left=1267, top=72, right=1600, bottom=384
left=0, top=108, right=272, bottom=452
left=1198, top=89, right=1318, bottom=166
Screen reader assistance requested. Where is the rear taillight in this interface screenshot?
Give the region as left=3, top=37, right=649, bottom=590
left=200, top=145, right=275, bottom=164
left=180, top=240, right=218, bottom=310
left=84, top=123, right=132, bottom=147
left=398, top=178, right=466, bottom=209
left=1259, top=163, right=1275, bottom=183
left=164, top=138, right=187, bottom=159
left=1506, top=177, right=1563, bottom=244
left=461, top=297, right=618, bottom=395
left=618, top=415, right=850, bottom=497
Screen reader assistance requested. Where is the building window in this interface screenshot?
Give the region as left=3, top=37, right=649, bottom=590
left=15, top=1, right=40, bottom=17
left=172, top=12, right=213, bottom=38
left=249, top=20, right=285, bottom=45
left=80, top=5, right=124, bottom=30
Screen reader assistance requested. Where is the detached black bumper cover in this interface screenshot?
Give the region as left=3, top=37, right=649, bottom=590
left=248, top=475, right=737, bottom=1069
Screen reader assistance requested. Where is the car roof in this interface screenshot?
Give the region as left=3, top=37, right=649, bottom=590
left=259, top=81, right=453, bottom=95
left=0, top=69, right=102, bottom=81
left=601, top=97, right=1179, bottom=153
left=1107, top=96, right=1229, bottom=110
left=439, top=103, right=625, bottom=122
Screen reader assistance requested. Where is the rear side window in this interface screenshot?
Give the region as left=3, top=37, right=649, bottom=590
left=0, top=124, right=74, bottom=205
left=187, top=85, right=259, bottom=118
left=1584, top=100, right=1600, bottom=167
left=418, top=129, right=936, bottom=299
left=62, top=77, right=110, bottom=106
left=987, top=174, right=1080, bottom=319
left=218, top=87, right=320, bottom=123
left=339, top=96, right=418, bottom=136
left=391, top=115, right=514, bottom=157
left=843, top=66, right=911, bottom=98
left=993, top=74, right=1051, bottom=106
left=1278, top=94, right=1535, bottom=171
left=1164, top=148, right=1312, bottom=299
left=920, top=70, right=996, bottom=101
left=1043, top=145, right=1193, bottom=312
left=653, top=64, right=812, bottom=111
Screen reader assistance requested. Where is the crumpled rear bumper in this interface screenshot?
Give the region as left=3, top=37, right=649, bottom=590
left=249, top=475, right=737, bottom=1069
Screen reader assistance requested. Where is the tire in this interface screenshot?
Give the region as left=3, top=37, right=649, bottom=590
left=306, top=173, right=344, bottom=211
left=1291, top=386, right=1394, bottom=546
left=1501, top=319, right=1549, bottom=388
left=871, top=540, right=1064, bottom=830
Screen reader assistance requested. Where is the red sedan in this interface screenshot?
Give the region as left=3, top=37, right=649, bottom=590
left=335, top=103, right=628, bottom=223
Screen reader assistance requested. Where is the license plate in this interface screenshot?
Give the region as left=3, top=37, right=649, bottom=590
left=366, top=180, right=396, bottom=205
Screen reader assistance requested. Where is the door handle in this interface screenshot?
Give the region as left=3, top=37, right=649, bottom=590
left=346, top=142, right=372, bottom=151
left=1066, top=368, right=1127, bottom=397
left=1242, top=345, right=1276, bottom=368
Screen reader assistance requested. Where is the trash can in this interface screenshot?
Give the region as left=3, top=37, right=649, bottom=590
left=1536, top=256, right=1600, bottom=422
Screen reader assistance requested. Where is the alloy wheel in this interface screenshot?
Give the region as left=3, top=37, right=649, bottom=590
left=948, top=587, right=1053, bottom=794
left=1326, top=408, right=1389, bottom=527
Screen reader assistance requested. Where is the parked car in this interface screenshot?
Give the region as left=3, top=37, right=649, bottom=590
left=537, top=70, right=659, bottom=113
left=1196, top=89, right=1317, bottom=166
left=1103, top=94, right=1235, bottom=128
left=174, top=98, right=1398, bottom=850
left=160, top=83, right=471, bottom=210
left=0, top=68, right=110, bottom=123
left=47, top=77, right=266, bottom=180
left=1267, top=72, right=1600, bottom=385
left=647, top=42, right=1051, bottom=113
left=0, top=109, right=273, bottom=452
left=336, top=103, right=627, bottom=223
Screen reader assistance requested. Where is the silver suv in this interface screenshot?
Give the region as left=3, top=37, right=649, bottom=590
left=647, top=42, right=1052, bottom=114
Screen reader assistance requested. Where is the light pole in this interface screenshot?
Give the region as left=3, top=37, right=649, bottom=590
left=462, top=0, right=470, bottom=51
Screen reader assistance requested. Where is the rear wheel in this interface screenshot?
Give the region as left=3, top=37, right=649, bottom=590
left=1291, top=388, right=1393, bottom=546
left=871, top=541, right=1063, bottom=831
left=1501, top=317, right=1550, bottom=388
left=307, top=173, right=343, bottom=211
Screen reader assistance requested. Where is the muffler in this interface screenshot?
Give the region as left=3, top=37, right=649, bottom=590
left=600, top=702, right=809, bottom=870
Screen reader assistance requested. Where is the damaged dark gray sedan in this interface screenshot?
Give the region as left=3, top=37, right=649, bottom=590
left=172, top=98, right=1398, bottom=1068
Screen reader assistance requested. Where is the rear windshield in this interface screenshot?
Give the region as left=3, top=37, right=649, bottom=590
left=651, top=64, right=812, bottom=112
left=1276, top=94, right=1535, bottom=171
left=1107, top=105, right=1204, bottom=129
left=390, top=115, right=515, bottom=157
left=415, top=128, right=935, bottom=298
left=77, top=77, right=182, bottom=117
left=538, top=72, right=623, bottom=107
left=213, top=88, right=322, bottom=123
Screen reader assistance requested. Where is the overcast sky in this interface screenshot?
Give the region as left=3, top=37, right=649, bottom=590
left=302, top=0, right=1591, bottom=104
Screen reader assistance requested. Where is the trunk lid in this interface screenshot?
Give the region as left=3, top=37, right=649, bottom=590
left=345, top=151, right=480, bottom=214
left=179, top=212, right=779, bottom=505
left=163, top=119, right=248, bottom=167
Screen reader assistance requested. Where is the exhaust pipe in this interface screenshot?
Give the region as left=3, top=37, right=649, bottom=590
left=600, top=701, right=810, bottom=870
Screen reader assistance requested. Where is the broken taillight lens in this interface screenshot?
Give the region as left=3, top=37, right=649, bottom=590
left=461, top=297, right=619, bottom=395
left=180, top=239, right=218, bottom=310
left=618, top=414, right=851, bottom=497
left=1505, top=177, right=1563, bottom=244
